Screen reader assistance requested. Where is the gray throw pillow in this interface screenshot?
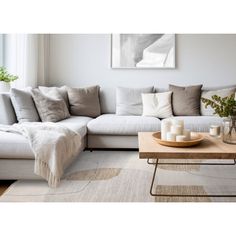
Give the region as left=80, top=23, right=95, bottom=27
left=31, top=89, right=70, bottom=122
left=116, top=86, right=154, bottom=115
left=201, top=87, right=236, bottom=116
left=67, top=85, right=101, bottom=117
left=38, top=86, right=69, bottom=108
left=10, top=88, right=40, bottom=123
left=169, top=84, right=203, bottom=116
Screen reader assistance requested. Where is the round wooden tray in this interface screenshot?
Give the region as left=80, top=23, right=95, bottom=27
left=152, top=132, right=204, bottom=147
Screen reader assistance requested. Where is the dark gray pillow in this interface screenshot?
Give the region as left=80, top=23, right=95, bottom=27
left=67, top=85, right=101, bottom=118
left=31, top=89, right=70, bottom=122
left=10, top=88, right=40, bottom=123
left=169, top=84, right=203, bottom=116
left=116, top=86, right=154, bottom=115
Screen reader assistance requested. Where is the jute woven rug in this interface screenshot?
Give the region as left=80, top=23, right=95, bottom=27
left=1, top=151, right=236, bottom=202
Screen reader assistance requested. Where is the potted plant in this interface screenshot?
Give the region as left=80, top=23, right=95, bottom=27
left=202, top=94, right=236, bottom=144
left=0, top=67, right=18, bottom=92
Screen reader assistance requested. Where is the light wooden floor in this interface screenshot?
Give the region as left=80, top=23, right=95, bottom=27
left=0, top=181, right=15, bottom=196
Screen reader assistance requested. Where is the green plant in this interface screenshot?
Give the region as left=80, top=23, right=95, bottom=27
left=0, top=67, right=18, bottom=83
left=201, top=94, right=236, bottom=118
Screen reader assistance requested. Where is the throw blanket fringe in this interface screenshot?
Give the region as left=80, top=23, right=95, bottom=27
left=35, top=159, right=60, bottom=188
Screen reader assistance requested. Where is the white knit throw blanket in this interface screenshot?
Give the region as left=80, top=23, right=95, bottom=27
left=0, top=122, right=81, bottom=187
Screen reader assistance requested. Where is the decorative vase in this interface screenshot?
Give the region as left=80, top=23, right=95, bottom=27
left=222, top=116, right=236, bottom=145
left=0, top=81, right=10, bottom=92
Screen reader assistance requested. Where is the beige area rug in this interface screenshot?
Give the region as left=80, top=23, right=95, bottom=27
left=1, top=151, right=236, bottom=202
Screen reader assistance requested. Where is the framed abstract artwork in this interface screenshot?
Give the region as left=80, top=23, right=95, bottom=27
left=111, top=34, right=175, bottom=69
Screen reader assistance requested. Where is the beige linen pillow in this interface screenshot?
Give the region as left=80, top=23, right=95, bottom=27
left=142, top=91, right=173, bottom=118
left=31, top=89, right=70, bottom=122
left=67, top=85, right=101, bottom=117
left=38, top=86, right=69, bottom=108
left=169, top=84, right=203, bottom=116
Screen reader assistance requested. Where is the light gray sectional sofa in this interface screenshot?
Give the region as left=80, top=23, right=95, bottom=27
left=0, top=86, right=229, bottom=180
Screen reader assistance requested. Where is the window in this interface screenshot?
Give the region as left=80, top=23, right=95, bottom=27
left=0, top=34, right=3, bottom=66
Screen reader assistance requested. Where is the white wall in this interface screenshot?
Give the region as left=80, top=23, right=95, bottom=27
left=48, top=34, right=236, bottom=89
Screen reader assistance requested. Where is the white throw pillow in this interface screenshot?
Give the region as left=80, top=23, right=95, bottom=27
left=142, top=91, right=173, bottom=118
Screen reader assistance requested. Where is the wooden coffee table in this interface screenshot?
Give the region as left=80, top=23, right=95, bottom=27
left=138, top=132, right=236, bottom=197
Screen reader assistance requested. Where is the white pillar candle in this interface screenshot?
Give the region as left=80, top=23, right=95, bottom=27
left=176, top=135, right=187, bottom=142
left=166, top=132, right=176, bottom=141
left=183, top=129, right=191, bottom=141
left=209, top=125, right=221, bottom=137
left=161, top=120, right=172, bottom=140
left=172, top=119, right=184, bottom=129
left=170, top=125, right=183, bottom=135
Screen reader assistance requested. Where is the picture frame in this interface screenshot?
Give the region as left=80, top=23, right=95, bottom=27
left=111, top=34, right=175, bottom=69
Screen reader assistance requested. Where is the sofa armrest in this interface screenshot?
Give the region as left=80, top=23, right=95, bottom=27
left=0, top=93, right=17, bottom=125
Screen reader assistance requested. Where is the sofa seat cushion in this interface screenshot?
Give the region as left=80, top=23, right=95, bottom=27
left=164, top=116, right=223, bottom=132
left=87, top=114, right=161, bottom=135
left=56, top=116, right=93, bottom=137
left=0, top=132, right=34, bottom=159
left=0, top=116, right=92, bottom=160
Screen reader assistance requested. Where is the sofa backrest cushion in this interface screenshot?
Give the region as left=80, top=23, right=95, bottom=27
left=10, top=88, right=40, bottom=123
left=73, top=85, right=236, bottom=115
left=116, top=86, right=154, bottom=116
left=0, top=93, right=17, bottom=125
left=99, top=87, right=116, bottom=114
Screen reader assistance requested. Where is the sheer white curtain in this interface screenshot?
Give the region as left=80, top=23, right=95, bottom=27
left=0, top=34, right=3, bottom=66
left=3, top=34, right=49, bottom=88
